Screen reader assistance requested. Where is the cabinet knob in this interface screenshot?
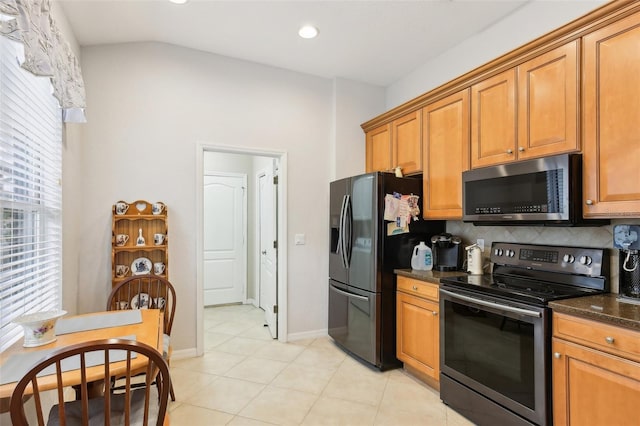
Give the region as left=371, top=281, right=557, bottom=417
left=412, top=285, right=418, bottom=291
left=432, top=311, right=438, bottom=316
left=554, top=352, right=562, bottom=359
left=585, top=199, right=594, bottom=205
left=262, top=250, right=267, bottom=255
left=506, top=149, right=514, bottom=154
left=518, top=147, right=525, bottom=152
left=605, top=336, right=615, bottom=344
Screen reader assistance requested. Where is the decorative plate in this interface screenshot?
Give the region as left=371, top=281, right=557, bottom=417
left=131, top=293, right=150, bottom=310
left=131, top=257, right=152, bottom=275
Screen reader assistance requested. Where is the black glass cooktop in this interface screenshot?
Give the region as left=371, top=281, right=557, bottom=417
left=440, top=273, right=603, bottom=306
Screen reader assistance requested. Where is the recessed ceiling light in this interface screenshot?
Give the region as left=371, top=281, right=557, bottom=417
left=298, top=25, right=319, bottom=39
left=169, top=0, right=188, bottom=4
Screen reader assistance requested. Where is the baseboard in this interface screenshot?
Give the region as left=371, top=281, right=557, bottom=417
left=286, top=328, right=328, bottom=342
left=244, top=298, right=257, bottom=307
left=171, top=347, right=198, bottom=360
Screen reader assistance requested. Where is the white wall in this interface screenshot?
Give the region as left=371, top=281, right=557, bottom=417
left=386, top=0, right=608, bottom=109
left=331, top=78, right=385, bottom=180
left=76, top=42, right=339, bottom=351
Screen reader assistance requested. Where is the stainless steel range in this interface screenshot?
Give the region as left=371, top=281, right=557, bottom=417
left=439, top=242, right=609, bottom=426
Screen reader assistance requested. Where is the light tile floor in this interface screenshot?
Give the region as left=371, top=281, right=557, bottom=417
left=169, top=304, right=474, bottom=425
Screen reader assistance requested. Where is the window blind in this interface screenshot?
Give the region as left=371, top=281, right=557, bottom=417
left=0, top=36, right=62, bottom=352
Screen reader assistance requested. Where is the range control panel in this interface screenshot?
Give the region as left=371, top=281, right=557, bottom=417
left=490, top=242, right=606, bottom=277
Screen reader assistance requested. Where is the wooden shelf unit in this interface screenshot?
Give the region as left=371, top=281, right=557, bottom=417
left=111, top=200, right=168, bottom=286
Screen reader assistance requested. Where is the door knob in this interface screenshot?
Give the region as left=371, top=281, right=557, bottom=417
left=586, top=199, right=594, bottom=205
left=261, top=250, right=267, bottom=255
left=518, top=147, right=525, bottom=152
left=554, top=352, right=562, bottom=359
left=506, top=149, right=513, bottom=154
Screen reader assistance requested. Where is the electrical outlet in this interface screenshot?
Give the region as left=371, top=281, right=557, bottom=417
left=477, top=239, right=485, bottom=252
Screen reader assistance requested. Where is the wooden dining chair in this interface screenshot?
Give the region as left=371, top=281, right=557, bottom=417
left=9, top=338, right=170, bottom=426
left=107, top=275, right=176, bottom=401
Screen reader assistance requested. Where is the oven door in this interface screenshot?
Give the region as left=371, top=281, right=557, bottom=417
left=439, top=287, right=550, bottom=425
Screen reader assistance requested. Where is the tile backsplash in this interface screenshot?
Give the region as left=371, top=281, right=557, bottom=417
left=446, top=218, right=640, bottom=293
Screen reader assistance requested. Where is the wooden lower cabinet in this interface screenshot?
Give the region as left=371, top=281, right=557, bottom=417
left=552, top=313, right=640, bottom=425
left=396, top=276, right=439, bottom=384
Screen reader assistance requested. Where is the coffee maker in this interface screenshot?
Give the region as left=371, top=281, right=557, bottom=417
left=431, top=233, right=463, bottom=271
left=614, top=225, right=640, bottom=301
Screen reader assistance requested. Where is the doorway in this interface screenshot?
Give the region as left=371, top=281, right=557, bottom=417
left=257, top=168, right=277, bottom=338
left=195, top=143, right=288, bottom=356
left=203, top=173, right=247, bottom=306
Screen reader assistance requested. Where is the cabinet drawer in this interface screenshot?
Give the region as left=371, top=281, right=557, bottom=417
left=553, top=312, right=640, bottom=363
left=397, top=276, right=439, bottom=301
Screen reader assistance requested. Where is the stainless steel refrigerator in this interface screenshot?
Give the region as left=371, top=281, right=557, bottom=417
left=328, top=172, right=445, bottom=370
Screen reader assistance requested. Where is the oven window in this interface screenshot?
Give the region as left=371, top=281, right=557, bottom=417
left=442, top=299, right=535, bottom=409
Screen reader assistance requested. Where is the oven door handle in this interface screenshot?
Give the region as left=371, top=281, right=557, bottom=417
left=440, top=288, right=542, bottom=318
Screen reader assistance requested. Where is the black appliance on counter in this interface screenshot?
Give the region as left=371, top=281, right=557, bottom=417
left=614, top=224, right=640, bottom=301
left=439, top=242, right=609, bottom=426
left=329, top=172, right=444, bottom=370
left=431, top=233, right=463, bottom=271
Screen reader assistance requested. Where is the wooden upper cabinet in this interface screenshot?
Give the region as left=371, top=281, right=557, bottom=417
left=471, top=41, right=579, bottom=169
left=582, top=11, right=640, bottom=217
left=517, top=40, right=579, bottom=160
left=423, top=89, right=470, bottom=219
left=365, top=123, right=392, bottom=173
left=471, top=69, right=517, bottom=168
left=392, top=111, right=422, bottom=175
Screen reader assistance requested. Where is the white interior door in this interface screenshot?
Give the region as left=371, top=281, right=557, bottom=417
left=203, top=174, right=246, bottom=306
left=259, top=170, right=277, bottom=338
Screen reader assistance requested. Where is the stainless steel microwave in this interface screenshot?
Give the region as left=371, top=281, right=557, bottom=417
left=462, top=153, right=605, bottom=226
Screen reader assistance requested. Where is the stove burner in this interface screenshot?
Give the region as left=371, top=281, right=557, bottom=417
left=492, top=278, right=556, bottom=295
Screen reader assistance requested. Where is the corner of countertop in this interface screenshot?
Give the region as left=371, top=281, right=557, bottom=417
left=549, top=294, right=640, bottom=331
left=395, top=268, right=467, bottom=285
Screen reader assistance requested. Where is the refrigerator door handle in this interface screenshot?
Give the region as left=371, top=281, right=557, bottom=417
left=344, top=195, right=352, bottom=268
left=330, top=283, right=369, bottom=302
left=338, top=195, right=348, bottom=267
left=337, top=195, right=347, bottom=258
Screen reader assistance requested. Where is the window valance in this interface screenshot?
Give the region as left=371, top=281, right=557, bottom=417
left=0, top=0, right=86, bottom=122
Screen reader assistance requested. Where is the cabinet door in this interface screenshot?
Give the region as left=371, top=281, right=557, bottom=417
left=583, top=11, right=640, bottom=217
left=471, top=69, right=517, bottom=168
left=423, top=90, right=470, bottom=219
left=396, top=291, right=439, bottom=380
left=365, top=124, right=392, bottom=173
left=517, top=41, right=579, bottom=160
left=552, top=338, right=640, bottom=426
left=392, top=111, right=422, bottom=174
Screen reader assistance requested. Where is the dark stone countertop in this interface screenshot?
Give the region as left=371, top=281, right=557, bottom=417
left=394, top=269, right=467, bottom=285
left=549, top=294, right=640, bottom=331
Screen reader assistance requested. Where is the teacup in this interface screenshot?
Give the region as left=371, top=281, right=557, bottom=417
left=154, top=234, right=166, bottom=245
left=153, top=262, right=166, bottom=275
left=153, top=297, right=166, bottom=309
left=115, top=201, right=129, bottom=215
left=152, top=202, right=165, bottom=215
left=115, top=264, right=130, bottom=277
left=115, top=234, right=129, bottom=246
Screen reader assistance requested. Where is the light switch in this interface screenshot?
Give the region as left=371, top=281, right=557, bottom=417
left=295, top=234, right=306, bottom=245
